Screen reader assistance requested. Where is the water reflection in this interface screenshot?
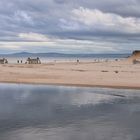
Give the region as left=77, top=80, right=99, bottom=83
left=0, top=84, right=140, bottom=140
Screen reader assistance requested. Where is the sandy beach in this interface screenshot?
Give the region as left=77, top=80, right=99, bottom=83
left=0, top=59, right=140, bottom=89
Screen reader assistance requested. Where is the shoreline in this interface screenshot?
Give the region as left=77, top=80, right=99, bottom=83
left=0, top=60, right=140, bottom=90
left=0, top=81, right=140, bottom=90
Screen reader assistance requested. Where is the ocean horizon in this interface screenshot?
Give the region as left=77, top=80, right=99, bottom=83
left=0, top=52, right=130, bottom=63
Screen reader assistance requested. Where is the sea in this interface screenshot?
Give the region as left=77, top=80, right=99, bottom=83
left=2, top=53, right=130, bottom=64
left=0, top=83, right=140, bottom=140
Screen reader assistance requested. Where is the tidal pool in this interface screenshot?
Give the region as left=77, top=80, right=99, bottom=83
left=0, top=83, right=140, bottom=140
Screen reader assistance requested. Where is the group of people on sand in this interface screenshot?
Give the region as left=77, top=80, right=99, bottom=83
left=18, top=57, right=41, bottom=64
left=0, top=58, right=8, bottom=64
left=17, top=60, right=23, bottom=64
left=0, top=57, right=41, bottom=64
left=0, top=57, right=81, bottom=64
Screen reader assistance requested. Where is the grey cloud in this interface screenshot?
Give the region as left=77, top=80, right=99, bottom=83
left=0, top=0, right=140, bottom=53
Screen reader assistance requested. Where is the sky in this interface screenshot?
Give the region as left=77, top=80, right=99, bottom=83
left=0, top=0, right=140, bottom=54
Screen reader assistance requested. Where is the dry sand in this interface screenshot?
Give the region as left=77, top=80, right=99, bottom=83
left=0, top=59, right=140, bottom=89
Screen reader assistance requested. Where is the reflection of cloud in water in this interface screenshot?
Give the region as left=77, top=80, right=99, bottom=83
left=65, top=92, right=120, bottom=106
left=0, top=84, right=140, bottom=140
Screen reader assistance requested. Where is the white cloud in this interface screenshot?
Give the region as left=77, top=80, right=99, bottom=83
left=18, top=32, right=50, bottom=41
left=60, top=7, right=140, bottom=34
left=1, top=31, right=140, bottom=53
left=0, top=43, right=20, bottom=50
left=0, top=32, right=119, bottom=53
left=18, top=32, right=117, bottom=52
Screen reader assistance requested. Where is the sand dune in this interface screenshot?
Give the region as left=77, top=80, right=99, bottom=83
left=0, top=59, right=140, bottom=89
left=127, top=50, right=140, bottom=61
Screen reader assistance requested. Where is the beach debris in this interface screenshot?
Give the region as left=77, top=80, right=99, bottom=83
left=114, top=70, right=119, bottom=73
left=101, top=70, right=109, bottom=72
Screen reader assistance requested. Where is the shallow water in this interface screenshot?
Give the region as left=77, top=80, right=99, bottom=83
left=0, top=84, right=140, bottom=140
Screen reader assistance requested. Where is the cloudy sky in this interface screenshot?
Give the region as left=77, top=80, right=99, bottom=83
left=0, top=0, right=140, bottom=54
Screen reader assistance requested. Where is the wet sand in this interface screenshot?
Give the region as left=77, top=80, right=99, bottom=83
left=0, top=59, right=140, bottom=89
